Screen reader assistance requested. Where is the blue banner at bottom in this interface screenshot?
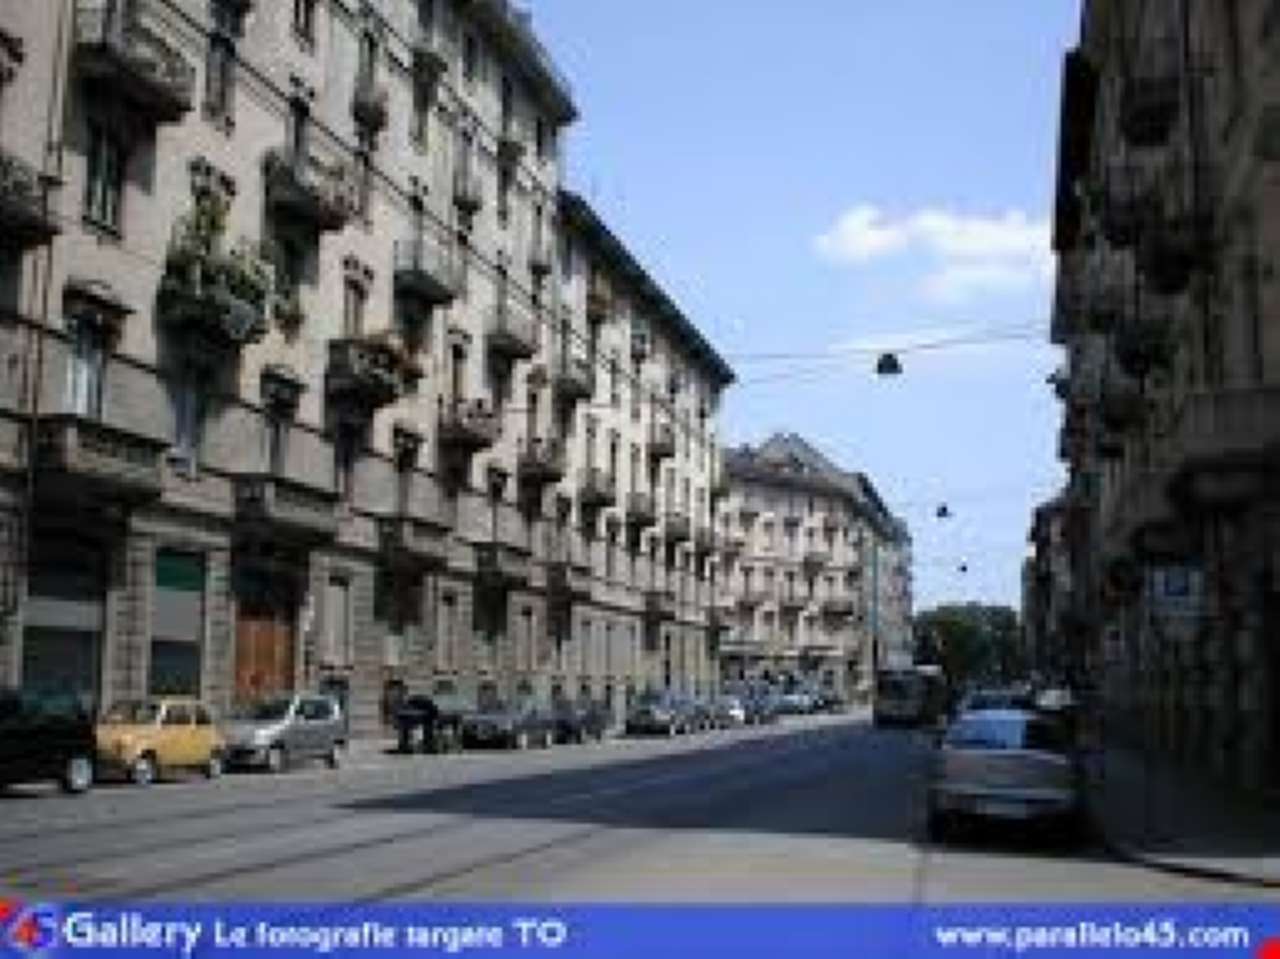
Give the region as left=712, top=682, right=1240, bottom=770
left=1, top=903, right=1277, bottom=959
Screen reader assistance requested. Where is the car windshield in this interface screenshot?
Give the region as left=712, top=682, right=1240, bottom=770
left=944, top=715, right=1026, bottom=750
left=102, top=700, right=161, bottom=724
left=232, top=697, right=293, bottom=721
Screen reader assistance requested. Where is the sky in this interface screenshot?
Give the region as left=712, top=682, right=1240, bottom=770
left=524, top=1, right=1081, bottom=612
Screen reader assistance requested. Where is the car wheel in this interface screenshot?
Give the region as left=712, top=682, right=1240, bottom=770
left=130, top=753, right=157, bottom=787
left=266, top=744, right=287, bottom=774
left=60, top=755, right=93, bottom=794
left=325, top=743, right=342, bottom=769
left=514, top=730, right=530, bottom=751
left=205, top=751, right=224, bottom=780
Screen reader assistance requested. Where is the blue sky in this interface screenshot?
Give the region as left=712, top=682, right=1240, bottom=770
left=526, top=1, right=1080, bottom=611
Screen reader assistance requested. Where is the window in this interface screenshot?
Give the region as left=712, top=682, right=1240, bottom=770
left=205, top=6, right=237, bottom=124
left=65, top=320, right=105, bottom=419
left=162, top=703, right=192, bottom=726
left=497, top=165, right=512, bottom=226
left=293, top=0, right=316, bottom=44
left=412, top=84, right=431, bottom=148
left=500, top=75, right=514, bottom=134
left=357, top=151, right=373, bottom=219
left=173, top=378, right=206, bottom=468
left=359, top=31, right=377, bottom=86
left=84, top=123, right=125, bottom=232
left=463, top=33, right=478, bottom=83
left=325, top=578, right=353, bottom=668
left=265, top=414, right=287, bottom=475
left=335, top=435, right=356, bottom=504
left=343, top=279, right=366, bottom=337
left=535, top=117, right=548, bottom=161
left=289, top=101, right=309, bottom=162
left=416, top=0, right=434, bottom=31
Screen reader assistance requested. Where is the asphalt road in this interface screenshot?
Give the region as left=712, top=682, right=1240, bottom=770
left=2, top=714, right=1271, bottom=903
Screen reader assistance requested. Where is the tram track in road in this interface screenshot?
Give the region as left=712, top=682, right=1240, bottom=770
left=53, top=722, right=859, bottom=901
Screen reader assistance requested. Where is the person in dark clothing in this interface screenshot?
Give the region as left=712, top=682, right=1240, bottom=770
left=395, top=694, right=440, bottom=753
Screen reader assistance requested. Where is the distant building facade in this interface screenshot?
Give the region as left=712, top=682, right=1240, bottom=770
left=716, top=434, right=912, bottom=698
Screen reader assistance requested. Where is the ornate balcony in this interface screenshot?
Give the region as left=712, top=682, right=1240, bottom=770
left=326, top=336, right=407, bottom=411
left=803, top=549, right=829, bottom=572
left=719, top=532, right=744, bottom=559
left=517, top=436, right=567, bottom=486
left=529, top=238, right=552, bottom=278
left=779, top=592, right=806, bottom=613
left=394, top=236, right=459, bottom=307
left=75, top=0, right=195, bottom=124
left=586, top=277, right=612, bottom=324
left=737, top=590, right=769, bottom=611
left=631, top=330, right=650, bottom=362
left=352, top=73, right=388, bottom=135
left=579, top=467, right=616, bottom=510
left=475, top=542, right=530, bottom=591
left=157, top=244, right=271, bottom=355
left=737, top=502, right=759, bottom=523
left=412, top=28, right=449, bottom=86
left=648, top=421, right=676, bottom=461
left=823, top=597, right=856, bottom=618
left=693, top=525, right=715, bottom=557
left=663, top=510, right=691, bottom=544
left=439, top=398, right=501, bottom=454
left=35, top=415, right=166, bottom=504
left=263, top=149, right=359, bottom=233
left=643, top=589, right=677, bottom=624
left=234, top=474, right=339, bottom=544
left=626, top=491, right=658, bottom=529
left=379, top=514, right=448, bottom=572
left=0, top=148, right=58, bottom=251
left=1167, top=386, right=1280, bottom=511
left=553, top=354, right=595, bottom=404
left=453, top=169, right=483, bottom=216
left=548, top=560, right=591, bottom=603
left=1120, top=40, right=1181, bottom=149
left=488, top=299, right=539, bottom=361
left=497, top=127, right=526, bottom=167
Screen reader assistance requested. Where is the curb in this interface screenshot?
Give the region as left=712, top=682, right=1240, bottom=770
left=1089, top=808, right=1280, bottom=890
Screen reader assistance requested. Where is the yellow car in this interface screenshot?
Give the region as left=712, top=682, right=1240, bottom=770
left=96, top=698, right=226, bottom=785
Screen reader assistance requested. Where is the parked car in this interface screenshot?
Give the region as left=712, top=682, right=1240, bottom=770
left=223, top=693, right=345, bottom=772
left=926, top=708, right=1084, bottom=842
left=776, top=690, right=815, bottom=715
left=462, top=700, right=555, bottom=750
left=396, top=693, right=462, bottom=754
left=626, top=691, right=684, bottom=736
left=814, top=691, right=847, bottom=713
left=742, top=692, right=778, bottom=725
left=550, top=699, right=609, bottom=744
left=0, top=688, right=96, bottom=794
left=96, top=698, right=225, bottom=785
left=684, top=696, right=716, bottom=732
left=712, top=695, right=747, bottom=728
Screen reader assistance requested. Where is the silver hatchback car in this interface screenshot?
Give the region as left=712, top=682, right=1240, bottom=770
left=927, top=708, right=1083, bottom=841
left=223, top=693, right=346, bottom=773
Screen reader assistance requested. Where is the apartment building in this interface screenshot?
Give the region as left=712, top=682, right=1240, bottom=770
left=0, top=0, right=733, bottom=736
left=716, top=434, right=912, bottom=699
left=1047, top=0, right=1280, bottom=794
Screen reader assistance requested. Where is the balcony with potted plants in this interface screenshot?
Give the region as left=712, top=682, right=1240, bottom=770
left=326, top=332, right=412, bottom=413
left=439, top=397, right=501, bottom=454
left=75, top=0, right=195, bottom=125
left=517, top=436, right=567, bottom=488
left=351, top=69, right=389, bottom=137
left=263, top=148, right=359, bottom=233
left=552, top=352, right=595, bottom=405
left=395, top=232, right=459, bottom=308
left=0, top=147, right=58, bottom=251
left=158, top=195, right=271, bottom=354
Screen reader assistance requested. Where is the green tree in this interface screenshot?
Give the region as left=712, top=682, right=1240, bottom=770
left=914, top=603, right=1022, bottom=695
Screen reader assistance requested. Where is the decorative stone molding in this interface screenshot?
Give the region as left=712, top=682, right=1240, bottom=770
left=64, top=277, right=132, bottom=341
left=0, top=29, right=24, bottom=88
left=261, top=363, right=305, bottom=416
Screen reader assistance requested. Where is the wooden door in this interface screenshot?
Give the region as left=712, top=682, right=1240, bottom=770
left=235, top=614, right=296, bottom=701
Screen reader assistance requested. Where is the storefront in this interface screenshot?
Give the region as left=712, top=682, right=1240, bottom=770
left=233, top=561, right=300, bottom=702
left=22, top=532, right=106, bottom=706
left=150, top=550, right=205, bottom=696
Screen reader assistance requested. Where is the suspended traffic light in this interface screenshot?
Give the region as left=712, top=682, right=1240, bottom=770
left=876, top=352, right=903, bottom=376
left=958, top=563, right=969, bottom=574
left=936, top=504, right=951, bottom=519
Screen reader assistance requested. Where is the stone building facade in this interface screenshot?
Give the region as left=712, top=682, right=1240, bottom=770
left=1046, top=0, right=1280, bottom=794
left=0, top=0, right=734, bottom=735
left=715, top=434, right=912, bottom=699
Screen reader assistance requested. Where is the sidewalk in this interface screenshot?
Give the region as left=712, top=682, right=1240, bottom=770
left=1086, top=746, right=1280, bottom=887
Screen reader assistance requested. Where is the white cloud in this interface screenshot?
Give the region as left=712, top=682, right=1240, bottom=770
left=814, top=205, right=1053, bottom=304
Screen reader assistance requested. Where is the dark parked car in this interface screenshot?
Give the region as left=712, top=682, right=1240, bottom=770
left=626, top=691, right=684, bottom=736
left=552, top=700, right=610, bottom=744
left=462, top=700, right=556, bottom=750
left=742, top=692, right=779, bottom=725
left=397, top=693, right=470, bottom=753
left=0, top=689, right=96, bottom=794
